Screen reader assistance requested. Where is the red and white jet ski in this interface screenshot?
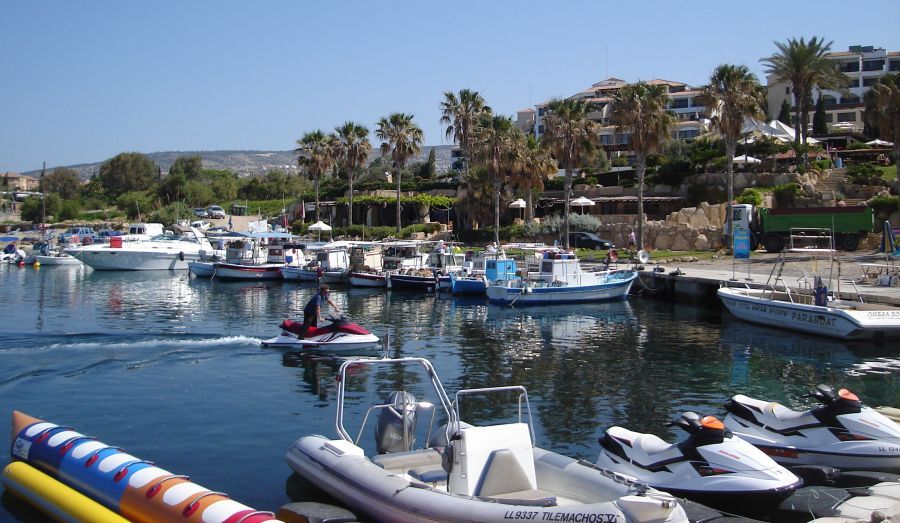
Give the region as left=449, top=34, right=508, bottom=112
left=262, top=315, right=380, bottom=353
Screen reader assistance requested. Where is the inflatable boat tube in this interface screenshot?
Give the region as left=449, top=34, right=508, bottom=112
left=9, top=410, right=282, bottom=523
left=2, top=461, right=130, bottom=523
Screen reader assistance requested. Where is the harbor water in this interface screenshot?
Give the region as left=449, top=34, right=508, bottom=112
left=0, top=264, right=898, bottom=521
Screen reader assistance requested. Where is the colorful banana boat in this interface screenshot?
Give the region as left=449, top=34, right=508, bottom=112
left=6, top=411, right=282, bottom=523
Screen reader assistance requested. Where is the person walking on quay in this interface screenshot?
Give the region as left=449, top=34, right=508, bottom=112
left=300, top=284, right=340, bottom=336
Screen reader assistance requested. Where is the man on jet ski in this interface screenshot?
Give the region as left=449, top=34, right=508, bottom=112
left=299, top=284, right=341, bottom=337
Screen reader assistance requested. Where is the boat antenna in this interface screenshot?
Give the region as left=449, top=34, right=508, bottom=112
left=40, top=162, right=46, bottom=239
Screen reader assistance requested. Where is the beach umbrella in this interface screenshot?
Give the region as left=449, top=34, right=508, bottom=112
left=570, top=196, right=595, bottom=215
left=509, top=198, right=526, bottom=221
left=867, top=139, right=894, bottom=147
left=308, top=220, right=332, bottom=241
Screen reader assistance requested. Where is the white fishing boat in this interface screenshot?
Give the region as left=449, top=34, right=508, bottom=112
left=718, top=229, right=900, bottom=341
left=65, top=227, right=213, bottom=270
left=283, top=242, right=351, bottom=283
left=286, top=357, right=687, bottom=523
left=212, top=232, right=303, bottom=280
left=486, top=251, right=638, bottom=306
left=347, top=242, right=388, bottom=287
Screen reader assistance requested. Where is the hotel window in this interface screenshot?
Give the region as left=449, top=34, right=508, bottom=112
left=538, top=125, right=544, bottom=134
left=670, top=99, right=689, bottom=109
left=538, top=108, right=546, bottom=116
left=839, top=62, right=860, bottom=72
left=891, top=60, right=900, bottom=72
left=825, top=113, right=834, bottom=123
left=863, top=78, right=880, bottom=87
left=846, top=78, right=860, bottom=88
left=600, top=135, right=612, bottom=145
left=862, top=59, right=884, bottom=72
left=837, top=112, right=856, bottom=122
left=840, top=94, right=861, bottom=104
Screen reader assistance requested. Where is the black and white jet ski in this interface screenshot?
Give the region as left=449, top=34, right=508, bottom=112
left=724, top=384, right=900, bottom=472
left=262, top=315, right=380, bottom=353
left=596, top=412, right=801, bottom=511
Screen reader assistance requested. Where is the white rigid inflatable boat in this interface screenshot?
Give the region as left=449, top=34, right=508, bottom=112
left=286, top=357, right=688, bottom=523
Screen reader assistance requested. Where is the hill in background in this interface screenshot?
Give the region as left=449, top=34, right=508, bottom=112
left=22, top=146, right=455, bottom=180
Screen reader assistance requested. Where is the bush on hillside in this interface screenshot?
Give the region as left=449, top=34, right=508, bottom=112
left=869, top=195, right=899, bottom=221
left=773, top=183, right=802, bottom=207
left=735, top=188, right=763, bottom=207
left=846, top=163, right=889, bottom=186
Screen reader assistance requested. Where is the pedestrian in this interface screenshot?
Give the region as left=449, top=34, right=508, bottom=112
left=299, top=284, right=340, bottom=337
left=628, top=230, right=636, bottom=250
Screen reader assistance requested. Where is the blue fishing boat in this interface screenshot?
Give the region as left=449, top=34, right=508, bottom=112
left=450, top=258, right=518, bottom=295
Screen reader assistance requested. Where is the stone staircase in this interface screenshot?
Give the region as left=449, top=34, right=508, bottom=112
left=814, top=168, right=866, bottom=206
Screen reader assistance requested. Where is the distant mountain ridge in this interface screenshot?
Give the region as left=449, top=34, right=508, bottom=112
left=23, top=145, right=456, bottom=180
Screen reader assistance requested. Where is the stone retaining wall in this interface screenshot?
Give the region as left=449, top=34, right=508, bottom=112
left=596, top=202, right=730, bottom=251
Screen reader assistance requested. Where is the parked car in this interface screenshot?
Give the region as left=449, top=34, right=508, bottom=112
left=568, top=232, right=613, bottom=250
left=207, top=205, right=226, bottom=219
left=59, top=227, right=98, bottom=245
left=192, top=207, right=209, bottom=218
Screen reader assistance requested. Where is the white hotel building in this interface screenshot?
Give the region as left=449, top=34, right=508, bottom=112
left=518, top=77, right=708, bottom=164
left=766, top=45, right=900, bottom=133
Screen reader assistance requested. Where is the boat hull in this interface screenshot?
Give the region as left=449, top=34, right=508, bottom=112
left=717, top=287, right=900, bottom=340
left=349, top=272, right=387, bottom=288
left=188, top=261, right=216, bottom=278
left=287, top=435, right=685, bottom=523
left=450, top=275, right=487, bottom=295
left=214, top=263, right=282, bottom=280
left=389, top=273, right=437, bottom=292
left=487, top=273, right=637, bottom=305
left=34, top=255, right=82, bottom=266
left=261, top=333, right=380, bottom=353
left=66, top=248, right=200, bottom=270
left=322, top=270, right=348, bottom=284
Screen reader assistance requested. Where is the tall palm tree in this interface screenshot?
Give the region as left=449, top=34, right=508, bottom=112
left=334, top=121, right=372, bottom=227
left=761, top=36, right=847, bottom=146
left=541, top=98, right=600, bottom=249
left=698, top=64, right=766, bottom=248
left=510, top=135, right=556, bottom=223
left=296, top=130, right=336, bottom=223
left=610, top=82, right=676, bottom=251
left=440, top=89, right=491, bottom=177
left=473, top=114, right=520, bottom=246
left=865, top=73, right=900, bottom=180
left=375, top=113, right=424, bottom=234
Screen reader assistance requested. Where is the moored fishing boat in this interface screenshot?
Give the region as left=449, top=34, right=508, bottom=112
left=486, top=251, right=637, bottom=305
left=213, top=232, right=303, bottom=280
left=718, top=233, right=900, bottom=340
left=450, top=257, right=518, bottom=295
left=285, top=357, right=688, bottom=523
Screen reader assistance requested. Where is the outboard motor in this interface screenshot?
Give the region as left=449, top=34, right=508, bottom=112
left=375, top=390, right=418, bottom=454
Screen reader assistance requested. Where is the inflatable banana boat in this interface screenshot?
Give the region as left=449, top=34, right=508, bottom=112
left=4, top=411, right=282, bottom=523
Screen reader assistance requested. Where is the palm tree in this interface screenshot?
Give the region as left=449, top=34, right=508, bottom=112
left=473, top=114, right=520, bottom=246
left=334, top=121, right=372, bottom=227
left=296, top=130, right=336, bottom=223
left=698, top=64, right=766, bottom=248
left=761, top=36, right=847, bottom=146
left=540, top=98, right=600, bottom=249
left=440, top=89, right=491, bottom=177
left=865, top=73, right=900, bottom=180
left=510, top=135, right=556, bottom=223
left=610, top=82, right=676, bottom=251
left=375, top=113, right=424, bottom=234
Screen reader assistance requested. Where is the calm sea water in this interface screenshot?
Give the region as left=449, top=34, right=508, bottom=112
left=0, top=263, right=898, bottom=521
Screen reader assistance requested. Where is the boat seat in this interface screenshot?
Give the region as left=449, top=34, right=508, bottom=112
left=730, top=395, right=815, bottom=427
left=605, top=426, right=673, bottom=455
left=407, top=466, right=448, bottom=485
left=448, top=423, right=536, bottom=497
left=371, top=449, right=442, bottom=471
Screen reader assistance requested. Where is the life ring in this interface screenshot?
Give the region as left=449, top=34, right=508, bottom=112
left=609, top=249, right=619, bottom=262
left=178, top=251, right=185, bottom=261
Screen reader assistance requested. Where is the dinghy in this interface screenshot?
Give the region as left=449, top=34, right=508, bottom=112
left=286, top=357, right=688, bottom=523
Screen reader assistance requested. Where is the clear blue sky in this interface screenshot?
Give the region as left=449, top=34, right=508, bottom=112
left=1, top=0, right=897, bottom=173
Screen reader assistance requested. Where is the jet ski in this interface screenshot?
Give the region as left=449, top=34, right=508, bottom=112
left=262, top=315, right=380, bottom=353
left=596, top=412, right=801, bottom=513
left=723, top=384, right=900, bottom=472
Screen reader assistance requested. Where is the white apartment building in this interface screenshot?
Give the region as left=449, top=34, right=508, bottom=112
left=519, top=77, right=707, bottom=163
left=766, top=45, right=900, bottom=133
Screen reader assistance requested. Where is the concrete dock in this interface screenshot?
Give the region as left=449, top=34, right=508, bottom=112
left=627, top=254, right=900, bottom=306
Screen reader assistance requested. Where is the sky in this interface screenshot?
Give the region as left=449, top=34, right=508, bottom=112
left=1, top=0, right=898, bottom=173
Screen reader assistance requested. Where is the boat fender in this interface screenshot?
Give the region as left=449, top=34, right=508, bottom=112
left=178, top=251, right=185, bottom=262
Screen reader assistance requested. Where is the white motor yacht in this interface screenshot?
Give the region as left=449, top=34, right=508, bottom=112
left=66, top=227, right=213, bottom=270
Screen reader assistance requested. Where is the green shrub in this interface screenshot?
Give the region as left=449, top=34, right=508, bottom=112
left=812, top=159, right=832, bottom=171
left=58, top=200, right=82, bottom=221
left=846, top=142, right=871, bottom=150
left=611, top=156, right=629, bottom=167
left=869, top=195, right=899, bottom=221
left=735, top=188, right=763, bottom=206
left=650, top=158, right=693, bottom=186
left=846, top=163, right=889, bottom=186
left=773, top=183, right=801, bottom=207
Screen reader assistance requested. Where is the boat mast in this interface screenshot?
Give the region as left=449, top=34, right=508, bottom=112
left=40, top=162, right=46, bottom=240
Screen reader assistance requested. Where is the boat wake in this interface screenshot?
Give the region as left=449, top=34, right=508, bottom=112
left=0, top=334, right=262, bottom=354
